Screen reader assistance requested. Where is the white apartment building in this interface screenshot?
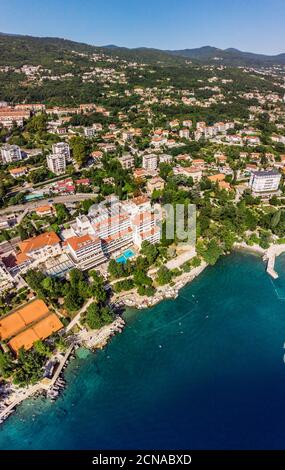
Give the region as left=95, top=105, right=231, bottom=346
left=142, top=153, right=158, bottom=171
left=65, top=234, right=106, bottom=271
left=179, top=129, right=190, bottom=139
left=73, top=196, right=160, bottom=257
left=159, top=154, right=173, bottom=164
left=1, top=144, right=22, bottom=164
left=173, top=166, right=202, bottom=183
left=119, top=154, right=135, bottom=169
left=52, top=142, right=71, bottom=161
left=132, top=212, right=160, bottom=248
left=84, top=127, right=97, bottom=138
left=75, top=201, right=133, bottom=256
left=0, top=261, right=14, bottom=292
left=249, top=170, right=281, bottom=194
left=47, top=153, right=66, bottom=175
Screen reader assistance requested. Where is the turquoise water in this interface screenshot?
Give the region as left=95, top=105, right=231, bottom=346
left=1, top=252, right=285, bottom=449
left=116, top=249, right=135, bottom=264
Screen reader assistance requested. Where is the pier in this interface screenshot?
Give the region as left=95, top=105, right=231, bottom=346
left=0, top=345, right=74, bottom=424
left=266, top=253, right=279, bottom=279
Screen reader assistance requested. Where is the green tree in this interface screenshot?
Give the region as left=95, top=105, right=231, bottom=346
left=156, top=266, right=172, bottom=286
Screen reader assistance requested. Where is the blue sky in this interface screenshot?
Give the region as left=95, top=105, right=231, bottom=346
left=0, top=0, right=284, bottom=54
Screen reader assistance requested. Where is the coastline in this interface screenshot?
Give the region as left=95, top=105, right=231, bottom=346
left=114, top=262, right=208, bottom=310
left=2, top=242, right=285, bottom=427
left=0, top=317, right=125, bottom=425
left=0, top=262, right=208, bottom=426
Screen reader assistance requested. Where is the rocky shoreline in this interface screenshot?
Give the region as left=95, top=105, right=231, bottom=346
left=114, top=262, right=208, bottom=310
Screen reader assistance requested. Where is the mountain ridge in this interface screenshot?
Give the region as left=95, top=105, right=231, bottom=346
left=0, top=32, right=285, bottom=66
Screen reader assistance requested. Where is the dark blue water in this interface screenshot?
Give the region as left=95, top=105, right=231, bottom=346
left=1, top=252, right=285, bottom=450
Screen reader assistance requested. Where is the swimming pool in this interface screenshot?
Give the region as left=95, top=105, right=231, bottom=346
left=116, top=249, right=135, bottom=264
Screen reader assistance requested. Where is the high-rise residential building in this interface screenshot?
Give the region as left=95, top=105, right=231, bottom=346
left=142, top=153, right=158, bottom=171
left=249, top=170, right=281, bottom=194
left=1, top=144, right=22, bottom=164
left=52, top=142, right=71, bottom=161
left=47, top=153, right=66, bottom=175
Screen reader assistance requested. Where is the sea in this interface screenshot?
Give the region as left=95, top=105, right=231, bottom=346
left=1, top=252, right=285, bottom=450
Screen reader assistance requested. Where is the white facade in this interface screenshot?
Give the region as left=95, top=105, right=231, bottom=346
left=74, top=197, right=160, bottom=256
left=84, top=127, right=97, bottom=137
left=132, top=212, right=160, bottom=248
left=52, top=142, right=71, bottom=161
left=47, top=153, right=66, bottom=175
left=119, top=154, right=135, bottom=169
left=142, top=154, right=158, bottom=171
left=179, top=129, right=190, bottom=139
left=66, top=235, right=106, bottom=271
left=159, top=154, right=173, bottom=164
left=249, top=171, right=281, bottom=193
left=0, top=261, right=14, bottom=292
left=1, top=145, right=22, bottom=164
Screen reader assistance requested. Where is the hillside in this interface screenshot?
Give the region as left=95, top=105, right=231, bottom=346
left=1, top=33, right=285, bottom=67
left=0, top=33, right=186, bottom=67
left=0, top=32, right=283, bottom=107
left=166, top=46, right=285, bottom=66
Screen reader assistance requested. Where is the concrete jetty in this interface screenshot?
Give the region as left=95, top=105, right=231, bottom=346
left=266, top=254, right=279, bottom=279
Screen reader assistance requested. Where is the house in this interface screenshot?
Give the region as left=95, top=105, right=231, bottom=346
left=0, top=261, right=14, bottom=292
left=91, top=150, right=103, bottom=162
left=84, top=127, right=97, bottom=137
left=151, top=136, right=168, bottom=148
left=52, top=178, right=75, bottom=194
left=0, top=109, right=30, bottom=128
left=215, top=154, right=227, bottom=165
left=17, top=231, right=62, bottom=266
left=244, top=135, right=261, bottom=146
left=169, top=120, right=180, bottom=129
left=192, top=159, right=206, bottom=169
left=133, top=168, right=147, bottom=181
left=173, top=166, right=202, bottom=182
left=9, top=166, right=27, bottom=178
left=147, top=176, right=165, bottom=194
left=183, top=120, right=193, bottom=128
left=208, top=173, right=226, bottom=183
left=76, top=178, right=90, bottom=187
left=35, top=205, right=55, bottom=218
left=218, top=181, right=231, bottom=191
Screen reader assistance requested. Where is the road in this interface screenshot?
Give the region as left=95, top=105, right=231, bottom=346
left=0, top=194, right=96, bottom=217
left=65, top=298, right=94, bottom=333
